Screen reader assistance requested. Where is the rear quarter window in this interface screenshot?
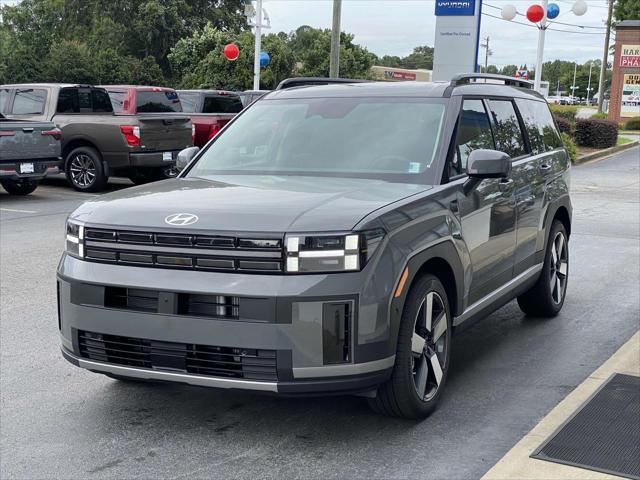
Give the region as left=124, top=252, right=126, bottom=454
left=516, top=98, right=562, bottom=153
left=12, top=89, right=47, bottom=115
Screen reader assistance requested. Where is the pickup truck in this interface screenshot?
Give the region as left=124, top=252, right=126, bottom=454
left=176, top=90, right=243, bottom=147
left=0, top=113, right=62, bottom=195
left=0, top=84, right=193, bottom=192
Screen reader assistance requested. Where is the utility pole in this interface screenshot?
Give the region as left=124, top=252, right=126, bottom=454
left=571, top=63, right=578, bottom=101
left=597, top=0, right=614, bottom=113
left=586, top=62, right=594, bottom=105
left=533, top=0, right=549, bottom=92
left=329, top=0, right=342, bottom=78
left=481, top=36, right=492, bottom=73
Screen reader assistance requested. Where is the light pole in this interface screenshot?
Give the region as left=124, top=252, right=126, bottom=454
left=586, top=61, right=594, bottom=105
left=501, top=1, right=587, bottom=93
left=571, top=62, right=578, bottom=101
left=246, top=1, right=271, bottom=90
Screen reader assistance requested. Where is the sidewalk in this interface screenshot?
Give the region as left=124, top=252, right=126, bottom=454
left=482, top=331, right=640, bottom=480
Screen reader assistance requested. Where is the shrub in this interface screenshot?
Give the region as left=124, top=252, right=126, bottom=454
left=591, top=112, right=608, bottom=119
left=554, top=115, right=574, bottom=136
left=574, top=118, right=618, bottom=148
left=549, top=104, right=579, bottom=121
left=623, top=117, right=640, bottom=131
left=561, top=132, right=578, bottom=163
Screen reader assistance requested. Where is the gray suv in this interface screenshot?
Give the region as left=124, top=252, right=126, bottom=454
left=58, top=74, right=571, bottom=419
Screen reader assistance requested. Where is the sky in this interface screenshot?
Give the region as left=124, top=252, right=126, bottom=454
left=263, top=0, right=612, bottom=67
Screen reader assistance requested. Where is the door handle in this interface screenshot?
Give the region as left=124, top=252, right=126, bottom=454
left=540, top=164, right=552, bottom=175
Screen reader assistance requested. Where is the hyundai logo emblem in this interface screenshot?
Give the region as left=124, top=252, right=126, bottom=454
left=165, top=213, right=199, bottom=226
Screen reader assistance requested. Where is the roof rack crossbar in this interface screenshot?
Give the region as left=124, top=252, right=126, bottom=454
left=450, top=73, right=533, bottom=89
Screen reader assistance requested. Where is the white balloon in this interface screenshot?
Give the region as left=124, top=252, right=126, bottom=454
left=572, top=0, right=588, bottom=16
left=501, top=4, right=518, bottom=21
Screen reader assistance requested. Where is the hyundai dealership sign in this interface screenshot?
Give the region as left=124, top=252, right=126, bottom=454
left=435, top=0, right=476, bottom=16
left=432, top=0, right=483, bottom=81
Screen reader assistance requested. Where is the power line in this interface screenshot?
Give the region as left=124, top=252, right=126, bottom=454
left=484, top=3, right=607, bottom=29
left=482, top=12, right=608, bottom=34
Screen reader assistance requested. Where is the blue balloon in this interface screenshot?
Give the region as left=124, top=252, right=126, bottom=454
left=260, top=51, right=270, bottom=68
left=547, top=3, right=560, bottom=19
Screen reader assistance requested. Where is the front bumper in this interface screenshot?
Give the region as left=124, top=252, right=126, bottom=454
left=129, top=151, right=179, bottom=168
left=57, top=255, right=395, bottom=395
left=0, top=158, right=62, bottom=180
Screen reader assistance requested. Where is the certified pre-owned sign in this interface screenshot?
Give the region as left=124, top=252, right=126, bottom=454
left=435, top=0, right=475, bottom=16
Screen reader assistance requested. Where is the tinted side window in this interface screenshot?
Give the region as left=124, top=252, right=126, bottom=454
left=178, top=92, right=199, bottom=113
left=57, top=88, right=79, bottom=113
left=516, top=99, right=562, bottom=153
left=12, top=89, right=47, bottom=114
left=92, top=90, right=113, bottom=112
left=0, top=89, right=10, bottom=113
left=136, top=90, right=182, bottom=112
left=450, top=99, right=494, bottom=177
left=203, top=96, right=243, bottom=114
left=487, top=99, right=526, bottom=158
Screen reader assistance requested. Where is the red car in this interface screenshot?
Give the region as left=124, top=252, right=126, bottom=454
left=177, top=90, right=243, bottom=147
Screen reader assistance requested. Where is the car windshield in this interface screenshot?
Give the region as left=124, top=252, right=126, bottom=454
left=187, top=97, right=446, bottom=183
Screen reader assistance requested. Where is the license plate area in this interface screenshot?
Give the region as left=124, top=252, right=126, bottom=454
left=20, top=163, right=34, bottom=174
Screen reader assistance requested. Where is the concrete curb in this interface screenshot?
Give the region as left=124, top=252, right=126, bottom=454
left=575, top=140, right=639, bottom=164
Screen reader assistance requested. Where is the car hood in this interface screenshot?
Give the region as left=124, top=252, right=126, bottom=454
left=71, top=175, right=432, bottom=232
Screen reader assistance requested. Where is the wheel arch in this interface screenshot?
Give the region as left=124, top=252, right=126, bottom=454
left=389, top=240, right=464, bottom=347
left=542, top=196, right=572, bottom=254
left=62, top=138, right=101, bottom=161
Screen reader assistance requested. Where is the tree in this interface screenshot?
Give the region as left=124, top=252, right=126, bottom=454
left=43, top=40, right=97, bottom=84
left=500, top=65, right=518, bottom=77
left=614, top=0, right=640, bottom=22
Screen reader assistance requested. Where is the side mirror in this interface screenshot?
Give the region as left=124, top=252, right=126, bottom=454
left=464, top=149, right=511, bottom=194
left=176, top=146, right=200, bottom=172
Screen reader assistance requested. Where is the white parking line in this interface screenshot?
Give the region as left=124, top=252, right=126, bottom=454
left=0, top=208, right=39, bottom=214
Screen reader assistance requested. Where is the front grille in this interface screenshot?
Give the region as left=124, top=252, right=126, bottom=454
left=78, top=330, right=278, bottom=381
left=105, top=287, right=159, bottom=313
left=83, top=228, right=284, bottom=273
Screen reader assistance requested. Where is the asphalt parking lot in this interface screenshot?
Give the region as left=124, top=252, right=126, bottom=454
left=1, top=147, right=639, bottom=479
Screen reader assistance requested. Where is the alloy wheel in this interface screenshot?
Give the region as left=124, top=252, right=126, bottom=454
left=69, top=154, right=96, bottom=188
left=411, top=291, right=448, bottom=401
left=549, top=231, right=568, bottom=304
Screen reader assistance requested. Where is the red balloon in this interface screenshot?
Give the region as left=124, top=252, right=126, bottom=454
left=223, top=43, right=240, bottom=61
left=526, top=4, right=545, bottom=22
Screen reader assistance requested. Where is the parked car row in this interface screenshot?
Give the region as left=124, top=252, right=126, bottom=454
left=0, top=83, right=264, bottom=194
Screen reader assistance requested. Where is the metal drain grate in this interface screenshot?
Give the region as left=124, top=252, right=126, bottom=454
left=531, top=373, right=640, bottom=479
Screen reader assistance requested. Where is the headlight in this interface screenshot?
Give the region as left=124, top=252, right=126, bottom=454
left=285, top=229, right=385, bottom=273
left=66, top=220, right=84, bottom=258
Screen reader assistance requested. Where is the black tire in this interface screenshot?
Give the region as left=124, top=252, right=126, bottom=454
left=368, top=274, right=452, bottom=419
left=517, top=220, right=569, bottom=317
left=65, top=146, right=107, bottom=192
left=0, top=178, right=38, bottom=195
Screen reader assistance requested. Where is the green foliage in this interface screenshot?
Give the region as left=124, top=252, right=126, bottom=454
left=591, top=112, right=608, bottom=119
left=379, top=45, right=434, bottom=70
left=575, top=119, right=618, bottom=148
left=553, top=115, right=574, bottom=137
left=43, top=40, right=96, bottom=83
left=561, top=132, right=578, bottom=163
left=623, top=118, right=640, bottom=131
left=549, top=104, right=579, bottom=121
left=614, top=0, right=640, bottom=22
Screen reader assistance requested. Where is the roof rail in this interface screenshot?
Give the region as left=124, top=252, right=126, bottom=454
left=450, top=73, right=533, bottom=89
left=275, top=77, right=372, bottom=90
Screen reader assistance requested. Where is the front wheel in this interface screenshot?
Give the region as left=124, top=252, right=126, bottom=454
left=517, top=220, right=569, bottom=317
left=0, top=178, right=39, bottom=195
left=368, top=274, right=452, bottom=419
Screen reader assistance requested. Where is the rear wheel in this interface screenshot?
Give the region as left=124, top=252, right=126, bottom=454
left=368, top=274, right=452, bottom=419
left=517, top=220, right=569, bottom=317
left=0, top=178, right=39, bottom=195
left=65, top=146, right=107, bottom=192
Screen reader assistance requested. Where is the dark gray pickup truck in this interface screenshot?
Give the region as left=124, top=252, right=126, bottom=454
left=0, top=113, right=62, bottom=195
left=0, top=84, right=193, bottom=192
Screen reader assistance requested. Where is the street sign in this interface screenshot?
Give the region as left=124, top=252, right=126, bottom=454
left=620, top=45, right=640, bottom=68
